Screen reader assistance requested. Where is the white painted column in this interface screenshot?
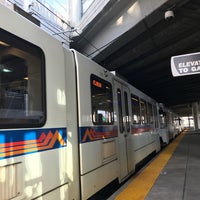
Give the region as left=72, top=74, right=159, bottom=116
left=69, top=0, right=82, bottom=27
left=192, top=102, right=200, bottom=130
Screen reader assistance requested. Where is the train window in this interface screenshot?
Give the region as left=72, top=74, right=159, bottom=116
left=140, top=99, right=147, bottom=124
left=0, top=28, right=45, bottom=128
left=117, top=89, right=124, bottom=133
left=147, top=103, right=154, bottom=124
left=91, top=74, right=114, bottom=125
left=124, top=91, right=130, bottom=132
left=131, top=94, right=140, bottom=124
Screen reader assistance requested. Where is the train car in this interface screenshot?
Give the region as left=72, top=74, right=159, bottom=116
left=0, top=3, right=160, bottom=200
left=158, top=103, right=180, bottom=145
left=167, top=110, right=179, bottom=139
left=158, top=103, right=170, bottom=144
left=158, top=103, right=173, bottom=144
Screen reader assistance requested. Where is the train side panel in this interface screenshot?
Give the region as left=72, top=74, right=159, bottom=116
left=0, top=4, right=73, bottom=200
left=158, top=103, right=179, bottom=144
left=158, top=103, right=170, bottom=144
left=73, top=51, right=119, bottom=199
left=129, top=90, right=160, bottom=165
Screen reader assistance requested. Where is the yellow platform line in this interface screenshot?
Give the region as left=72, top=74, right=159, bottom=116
left=115, top=130, right=187, bottom=200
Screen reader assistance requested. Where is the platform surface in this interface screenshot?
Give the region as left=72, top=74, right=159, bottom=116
left=146, top=129, right=200, bottom=200
left=109, top=129, right=200, bottom=200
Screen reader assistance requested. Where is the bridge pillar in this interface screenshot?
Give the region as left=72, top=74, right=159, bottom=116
left=192, top=102, right=200, bottom=130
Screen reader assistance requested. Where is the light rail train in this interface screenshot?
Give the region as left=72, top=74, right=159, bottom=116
left=158, top=103, right=181, bottom=145
left=0, top=4, right=177, bottom=200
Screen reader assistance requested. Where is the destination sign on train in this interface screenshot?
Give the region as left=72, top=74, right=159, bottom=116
left=171, top=52, right=200, bottom=77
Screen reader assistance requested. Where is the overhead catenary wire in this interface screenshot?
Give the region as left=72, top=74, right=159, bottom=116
left=9, top=0, right=114, bottom=61
left=34, top=0, right=111, bottom=59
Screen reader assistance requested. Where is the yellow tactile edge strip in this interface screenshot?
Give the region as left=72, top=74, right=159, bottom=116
left=115, top=129, right=187, bottom=200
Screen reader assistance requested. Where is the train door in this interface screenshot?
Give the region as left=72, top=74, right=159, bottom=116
left=114, top=80, right=131, bottom=181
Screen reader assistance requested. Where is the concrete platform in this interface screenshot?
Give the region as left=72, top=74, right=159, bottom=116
left=146, top=129, right=200, bottom=200
left=109, top=129, right=200, bottom=200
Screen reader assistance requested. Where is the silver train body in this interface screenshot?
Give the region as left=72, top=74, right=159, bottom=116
left=158, top=103, right=181, bottom=144
left=0, top=4, right=170, bottom=200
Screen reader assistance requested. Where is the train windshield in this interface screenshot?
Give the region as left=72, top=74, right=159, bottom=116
left=0, top=28, right=45, bottom=128
left=91, top=74, right=114, bottom=125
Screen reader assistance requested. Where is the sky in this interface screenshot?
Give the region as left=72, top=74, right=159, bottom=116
left=47, top=0, right=68, bottom=17
left=46, top=0, right=95, bottom=15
